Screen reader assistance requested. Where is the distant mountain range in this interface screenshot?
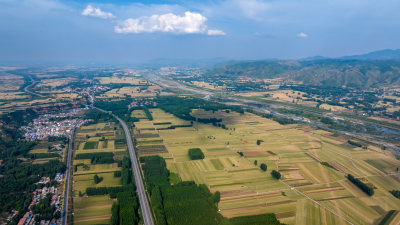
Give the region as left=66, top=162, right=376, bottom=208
left=299, top=49, right=400, bottom=61
left=340, top=49, right=400, bottom=60
left=207, top=49, right=400, bottom=89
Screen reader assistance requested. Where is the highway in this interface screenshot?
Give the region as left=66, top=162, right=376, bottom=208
left=93, top=106, right=154, bottom=225
left=24, top=76, right=44, bottom=97
left=61, top=125, right=76, bottom=225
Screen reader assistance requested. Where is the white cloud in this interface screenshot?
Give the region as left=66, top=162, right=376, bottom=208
left=82, top=5, right=115, bottom=19
left=114, top=11, right=224, bottom=35
left=207, top=29, right=226, bottom=36
left=297, top=32, right=308, bottom=38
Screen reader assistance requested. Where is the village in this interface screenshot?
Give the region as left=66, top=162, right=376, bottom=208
left=14, top=173, right=64, bottom=225
left=20, top=108, right=90, bottom=141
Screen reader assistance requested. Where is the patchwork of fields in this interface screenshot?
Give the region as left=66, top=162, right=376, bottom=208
left=72, top=122, right=128, bottom=225
left=133, top=108, right=400, bottom=225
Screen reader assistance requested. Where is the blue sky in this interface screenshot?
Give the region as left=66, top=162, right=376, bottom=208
left=1, top=0, right=400, bottom=64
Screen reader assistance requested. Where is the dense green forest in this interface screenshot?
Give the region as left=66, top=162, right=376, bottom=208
left=140, top=156, right=283, bottom=225
left=109, top=156, right=140, bottom=225
left=94, top=99, right=139, bottom=122
left=156, top=96, right=244, bottom=121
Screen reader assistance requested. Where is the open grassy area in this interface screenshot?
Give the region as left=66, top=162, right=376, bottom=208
left=134, top=107, right=400, bottom=224
left=73, top=195, right=114, bottom=225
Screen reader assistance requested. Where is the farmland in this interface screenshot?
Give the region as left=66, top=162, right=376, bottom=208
left=72, top=122, right=128, bottom=225
left=133, top=107, right=400, bottom=225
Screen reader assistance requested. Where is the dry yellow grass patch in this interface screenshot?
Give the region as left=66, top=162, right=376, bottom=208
left=36, top=78, right=77, bottom=88
left=99, top=85, right=161, bottom=98
left=0, top=74, right=24, bottom=91
left=238, top=92, right=270, bottom=97
left=95, top=76, right=145, bottom=85
left=55, top=93, right=79, bottom=99
left=0, top=92, right=28, bottom=100
left=191, top=81, right=225, bottom=90
left=319, top=104, right=347, bottom=112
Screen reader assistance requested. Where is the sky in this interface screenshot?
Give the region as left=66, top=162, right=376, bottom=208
left=1, top=0, right=400, bottom=64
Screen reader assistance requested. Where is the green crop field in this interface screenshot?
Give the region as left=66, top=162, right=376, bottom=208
left=134, top=108, right=400, bottom=224
left=74, top=195, right=113, bottom=225
left=83, top=141, right=98, bottom=149
left=72, top=121, right=124, bottom=225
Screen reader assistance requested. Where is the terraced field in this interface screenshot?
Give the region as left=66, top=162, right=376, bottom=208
left=72, top=122, right=128, bottom=225
left=134, top=108, right=400, bottom=225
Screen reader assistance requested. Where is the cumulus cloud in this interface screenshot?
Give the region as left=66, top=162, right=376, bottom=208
left=297, top=32, right=308, bottom=38
left=114, top=11, right=225, bottom=35
left=82, top=5, right=115, bottom=19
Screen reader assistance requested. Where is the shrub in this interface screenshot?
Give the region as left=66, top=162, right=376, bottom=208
left=260, top=163, right=267, bottom=171
left=188, top=148, right=204, bottom=160
left=94, top=175, right=103, bottom=184
left=271, top=170, right=281, bottom=179
left=114, top=171, right=122, bottom=177
left=390, top=190, right=400, bottom=199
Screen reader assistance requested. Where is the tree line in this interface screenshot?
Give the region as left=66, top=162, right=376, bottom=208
left=347, top=174, right=374, bottom=196
left=75, top=152, right=114, bottom=164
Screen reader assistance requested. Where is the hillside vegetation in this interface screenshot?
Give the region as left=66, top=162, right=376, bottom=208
left=207, top=59, right=400, bottom=88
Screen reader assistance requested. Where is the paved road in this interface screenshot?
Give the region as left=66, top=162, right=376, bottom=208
left=24, top=76, right=44, bottom=97
left=61, top=126, right=76, bottom=225
left=93, top=107, right=154, bottom=225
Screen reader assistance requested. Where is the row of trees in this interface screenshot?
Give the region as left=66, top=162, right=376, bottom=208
left=75, top=152, right=114, bottom=164
left=347, top=174, right=374, bottom=196
left=28, top=153, right=59, bottom=159
left=347, top=140, right=363, bottom=148
left=108, top=156, right=139, bottom=225
left=111, top=190, right=139, bottom=225
left=86, top=186, right=132, bottom=198
left=143, top=106, right=153, bottom=121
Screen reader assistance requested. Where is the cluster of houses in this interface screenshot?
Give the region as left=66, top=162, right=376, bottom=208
left=17, top=173, right=64, bottom=225
left=20, top=108, right=90, bottom=140
left=21, top=118, right=87, bottom=141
